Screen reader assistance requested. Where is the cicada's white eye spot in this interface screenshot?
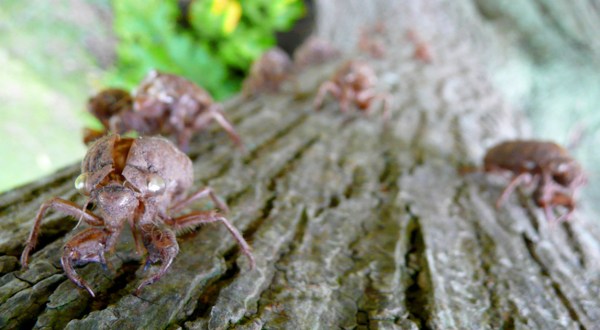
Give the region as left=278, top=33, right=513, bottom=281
left=147, top=174, right=166, bottom=194
left=74, top=173, right=91, bottom=196
left=556, top=162, right=569, bottom=173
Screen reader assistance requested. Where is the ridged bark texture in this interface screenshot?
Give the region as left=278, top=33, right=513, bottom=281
left=2, top=0, right=600, bottom=329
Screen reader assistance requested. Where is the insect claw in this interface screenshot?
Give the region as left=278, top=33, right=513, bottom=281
left=135, top=279, right=151, bottom=295
left=143, top=259, right=152, bottom=272
left=246, top=252, right=256, bottom=270
left=136, top=257, right=174, bottom=296
left=137, top=227, right=178, bottom=295
left=133, top=277, right=160, bottom=297
left=494, top=198, right=504, bottom=210
left=98, top=249, right=111, bottom=272
left=63, top=255, right=96, bottom=297
left=20, top=246, right=32, bottom=270
left=83, top=283, right=96, bottom=298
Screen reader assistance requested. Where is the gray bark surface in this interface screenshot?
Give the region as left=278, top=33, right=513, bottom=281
left=2, top=1, right=600, bottom=329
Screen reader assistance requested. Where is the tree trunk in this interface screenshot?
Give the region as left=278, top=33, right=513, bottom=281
left=2, top=1, right=600, bottom=329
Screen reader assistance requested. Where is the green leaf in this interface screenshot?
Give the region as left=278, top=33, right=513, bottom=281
left=106, top=0, right=305, bottom=100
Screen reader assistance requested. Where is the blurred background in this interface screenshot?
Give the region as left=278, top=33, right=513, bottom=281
left=0, top=0, right=307, bottom=191
left=0, top=0, right=598, bottom=216
left=0, top=0, right=111, bottom=190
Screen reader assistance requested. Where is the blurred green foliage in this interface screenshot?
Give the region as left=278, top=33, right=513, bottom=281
left=107, top=0, right=304, bottom=100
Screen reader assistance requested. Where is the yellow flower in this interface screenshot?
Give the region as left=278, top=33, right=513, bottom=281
left=223, top=1, right=241, bottom=34
left=210, top=0, right=241, bottom=35
left=210, top=0, right=227, bottom=14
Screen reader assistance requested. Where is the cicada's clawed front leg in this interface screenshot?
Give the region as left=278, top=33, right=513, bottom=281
left=168, top=211, right=255, bottom=269
left=314, top=81, right=342, bottom=111
left=495, top=172, right=535, bottom=209
left=21, top=197, right=104, bottom=269
left=554, top=199, right=575, bottom=223
left=135, top=223, right=179, bottom=295
left=534, top=178, right=577, bottom=223
left=61, top=227, right=111, bottom=297
left=357, top=91, right=391, bottom=120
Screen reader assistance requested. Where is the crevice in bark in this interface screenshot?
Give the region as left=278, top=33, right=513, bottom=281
left=187, top=135, right=219, bottom=162
left=243, top=136, right=317, bottom=242
left=409, top=112, right=428, bottom=167
left=0, top=256, right=19, bottom=275
left=315, top=163, right=365, bottom=218
left=378, top=151, right=401, bottom=190
left=266, top=137, right=318, bottom=192
left=471, top=219, right=511, bottom=328
left=327, top=194, right=341, bottom=209
left=184, top=124, right=321, bottom=326
left=234, top=207, right=311, bottom=327
left=334, top=137, right=405, bottom=322
left=450, top=115, right=470, bottom=167
left=11, top=216, right=77, bottom=259
left=242, top=113, right=309, bottom=164
left=522, top=234, right=584, bottom=330
left=2, top=266, right=62, bottom=304
left=289, top=207, right=310, bottom=258
left=89, top=260, right=141, bottom=312
left=344, top=166, right=366, bottom=199
left=1, top=190, right=81, bottom=257
left=517, top=190, right=541, bottom=234
left=531, top=0, right=590, bottom=53
left=0, top=166, right=78, bottom=215
left=344, top=138, right=400, bottom=260
left=35, top=258, right=142, bottom=330
left=226, top=100, right=262, bottom=124
left=337, top=152, right=400, bottom=324
left=403, top=211, right=432, bottom=330
left=188, top=262, right=240, bottom=322
left=20, top=315, right=38, bottom=330
left=356, top=309, right=370, bottom=329
left=12, top=274, right=36, bottom=287
left=502, top=300, right=519, bottom=330
left=2, top=274, right=64, bottom=330
left=185, top=135, right=318, bottom=326
left=242, top=194, right=276, bottom=241
left=472, top=0, right=502, bottom=21
left=561, top=222, right=586, bottom=269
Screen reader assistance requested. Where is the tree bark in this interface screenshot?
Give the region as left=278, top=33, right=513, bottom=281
left=2, top=0, right=600, bottom=329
